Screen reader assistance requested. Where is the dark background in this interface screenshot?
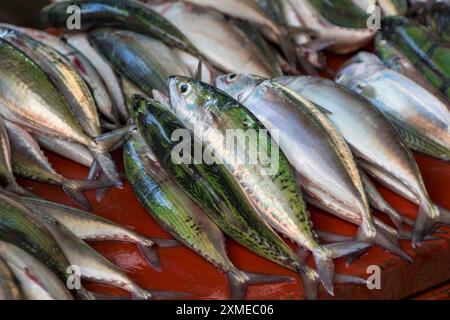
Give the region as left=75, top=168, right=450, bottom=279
left=0, top=0, right=49, bottom=28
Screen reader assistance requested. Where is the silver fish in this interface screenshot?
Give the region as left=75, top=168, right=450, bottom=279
left=0, top=240, right=73, bottom=300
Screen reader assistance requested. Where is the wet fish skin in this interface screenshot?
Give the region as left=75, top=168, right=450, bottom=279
left=40, top=0, right=198, bottom=56
left=308, top=0, right=370, bottom=29
left=380, top=16, right=450, bottom=102
left=90, top=28, right=190, bottom=96
left=0, top=39, right=120, bottom=185
left=0, top=26, right=101, bottom=138
left=149, top=1, right=280, bottom=77
left=124, top=130, right=294, bottom=299
left=170, top=77, right=370, bottom=295
left=0, top=241, right=72, bottom=300
left=65, top=33, right=128, bottom=122
left=0, top=256, right=21, bottom=300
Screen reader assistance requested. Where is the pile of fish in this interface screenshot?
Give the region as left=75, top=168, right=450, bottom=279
left=0, top=0, right=448, bottom=300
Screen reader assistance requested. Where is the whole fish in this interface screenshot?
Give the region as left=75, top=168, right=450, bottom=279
left=375, top=35, right=449, bottom=105
left=124, top=129, right=294, bottom=299
left=26, top=206, right=185, bottom=300
left=64, top=33, right=128, bottom=122
left=0, top=26, right=101, bottom=138
left=0, top=24, right=120, bottom=125
left=426, top=2, right=450, bottom=42
left=280, top=74, right=444, bottom=245
left=40, top=0, right=197, bottom=55
left=216, top=74, right=407, bottom=260
left=5, top=121, right=112, bottom=210
left=0, top=256, right=21, bottom=300
left=0, top=39, right=121, bottom=185
left=379, top=16, right=450, bottom=102
left=90, top=28, right=191, bottom=96
left=336, top=53, right=450, bottom=161
left=0, top=241, right=72, bottom=300
left=0, top=116, right=30, bottom=196
left=18, top=196, right=176, bottom=272
left=167, top=78, right=369, bottom=295
left=34, top=132, right=94, bottom=168
left=149, top=1, right=281, bottom=77
left=131, top=96, right=323, bottom=299
left=287, top=0, right=376, bottom=54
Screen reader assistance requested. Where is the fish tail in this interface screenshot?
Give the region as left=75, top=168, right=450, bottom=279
left=62, top=177, right=116, bottom=210
left=5, top=181, right=34, bottom=197
left=298, top=266, right=319, bottom=300
left=334, top=273, right=367, bottom=285
left=355, top=224, right=412, bottom=262
left=316, top=230, right=353, bottom=243
left=136, top=238, right=179, bottom=272
left=412, top=200, right=440, bottom=247
left=437, top=205, right=450, bottom=225
left=131, top=287, right=193, bottom=300
left=227, top=270, right=295, bottom=300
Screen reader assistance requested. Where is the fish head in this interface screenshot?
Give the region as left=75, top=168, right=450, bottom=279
left=215, top=73, right=266, bottom=103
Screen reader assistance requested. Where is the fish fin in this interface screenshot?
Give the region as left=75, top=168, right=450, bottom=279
left=227, top=270, right=295, bottom=300
left=95, top=125, right=133, bottom=151
left=296, top=246, right=311, bottom=263
left=325, top=241, right=371, bottom=259
left=88, top=146, right=121, bottom=187
left=151, top=238, right=180, bottom=248
left=412, top=201, right=440, bottom=247
left=62, top=178, right=116, bottom=210
left=5, top=182, right=35, bottom=197
left=298, top=267, right=319, bottom=300
left=313, top=103, right=333, bottom=115
left=356, top=224, right=412, bottom=262
left=316, top=230, right=353, bottom=243
left=87, top=160, right=100, bottom=180
left=437, top=205, right=450, bottom=225
left=194, top=59, right=203, bottom=81
left=132, top=289, right=193, bottom=300
left=137, top=242, right=162, bottom=272
left=334, top=273, right=367, bottom=285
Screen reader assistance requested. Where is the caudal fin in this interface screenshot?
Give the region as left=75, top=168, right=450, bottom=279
left=137, top=238, right=179, bottom=272
left=227, top=270, right=295, bottom=300
left=62, top=178, right=116, bottom=210
left=412, top=201, right=440, bottom=247
left=437, top=205, right=450, bottom=225
left=316, top=230, right=353, bottom=243
left=132, top=288, right=193, bottom=300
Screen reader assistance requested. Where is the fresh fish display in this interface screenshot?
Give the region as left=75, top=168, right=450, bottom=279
left=217, top=74, right=407, bottom=259
left=0, top=26, right=101, bottom=138
left=0, top=241, right=72, bottom=300
left=379, top=16, right=450, bottom=102
left=124, top=130, right=294, bottom=299
left=90, top=28, right=191, bottom=96
left=0, top=256, right=21, bottom=300
left=167, top=77, right=370, bottom=295
left=5, top=121, right=112, bottom=210
left=41, top=0, right=197, bottom=55
left=64, top=33, right=129, bottom=122
left=280, top=74, right=446, bottom=245
left=149, top=1, right=282, bottom=77
left=0, top=39, right=121, bottom=185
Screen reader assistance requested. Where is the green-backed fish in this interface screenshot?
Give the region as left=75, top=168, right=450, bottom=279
left=165, top=78, right=370, bottom=295
left=0, top=38, right=121, bottom=185
left=379, top=16, right=450, bottom=102
left=124, top=129, right=294, bottom=299
left=217, top=74, right=408, bottom=260
left=40, top=0, right=197, bottom=55
left=90, top=28, right=191, bottom=96
left=0, top=241, right=72, bottom=300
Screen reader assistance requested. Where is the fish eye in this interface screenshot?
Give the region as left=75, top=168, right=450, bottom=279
left=178, top=83, right=191, bottom=95
left=226, top=73, right=238, bottom=83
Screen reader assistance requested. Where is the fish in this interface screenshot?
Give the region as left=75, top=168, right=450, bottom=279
left=148, top=1, right=281, bottom=77
left=34, top=132, right=94, bottom=168
left=426, top=2, right=450, bottom=42
left=64, top=33, right=129, bottom=122
left=0, top=241, right=73, bottom=300
left=0, top=116, right=31, bottom=196
left=167, top=77, right=370, bottom=295
left=40, top=0, right=197, bottom=55
left=0, top=38, right=121, bottom=185
left=217, top=74, right=407, bottom=260
left=281, top=74, right=445, bottom=245
left=336, top=53, right=450, bottom=162
left=5, top=120, right=113, bottom=210
left=0, top=256, right=21, bottom=300
left=124, top=129, right=294, bottom=299
left=286, top=0, right=376, bottom=54
left=379, top=16, right=450, bottom=102
left=25, top=206, right=186, bottom=300
left=131, top=95, right=324, bottom=299
left=0, top=26, right=101, bottom=138
left=375, top=35, right=449, bottom=105
left=17, top=196, right=177, bottom=272
left=90, top=28, right=191, bottom=96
